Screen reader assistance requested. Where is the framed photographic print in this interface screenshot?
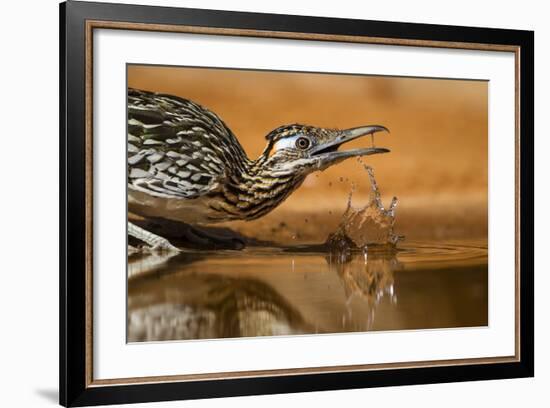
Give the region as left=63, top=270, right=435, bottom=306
left=59, top=0, right=534, bottom=406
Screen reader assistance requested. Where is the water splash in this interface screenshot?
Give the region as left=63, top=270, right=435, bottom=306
left=326, top=165, right=402, bottom=253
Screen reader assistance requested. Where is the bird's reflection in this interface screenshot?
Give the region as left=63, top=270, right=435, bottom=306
left=128, top=251, right=179, bottom=279
left=128, top=271, right=309, bottom=342
left=128, top=243, right=401, bottom=341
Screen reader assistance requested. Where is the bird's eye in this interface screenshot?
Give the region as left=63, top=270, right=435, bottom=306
left=295, top=137, right=311, bottom=150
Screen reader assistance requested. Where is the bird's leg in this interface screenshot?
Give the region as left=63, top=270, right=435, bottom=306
left=128, top=222, right=180, bottom=252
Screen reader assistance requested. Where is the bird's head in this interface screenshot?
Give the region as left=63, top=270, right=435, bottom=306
left=257, top=124, right=390, bottom=177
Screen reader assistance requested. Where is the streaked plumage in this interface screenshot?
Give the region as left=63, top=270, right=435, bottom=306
left=127, top=88, right=389, bottom=250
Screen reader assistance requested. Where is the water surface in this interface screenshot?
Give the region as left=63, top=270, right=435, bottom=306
left=127, top=240, right=487, bottom=342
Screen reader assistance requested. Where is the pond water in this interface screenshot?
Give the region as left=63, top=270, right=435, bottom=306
left=127, top=240, right=487, bottom=342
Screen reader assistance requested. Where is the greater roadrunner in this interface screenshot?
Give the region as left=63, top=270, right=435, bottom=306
left=128, top=88, right=389, bottom=251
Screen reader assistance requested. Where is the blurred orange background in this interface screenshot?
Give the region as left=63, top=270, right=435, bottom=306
left=128, top=65, right=488, bottom=242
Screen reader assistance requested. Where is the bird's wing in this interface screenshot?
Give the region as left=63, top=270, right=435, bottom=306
left=127, top=89, right=247, bottom=199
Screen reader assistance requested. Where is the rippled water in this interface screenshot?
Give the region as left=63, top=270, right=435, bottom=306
left=127, top=240, right=487, bottom=342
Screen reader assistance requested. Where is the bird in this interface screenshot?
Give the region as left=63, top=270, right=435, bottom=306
left=127, top=88, right=390, bottom=251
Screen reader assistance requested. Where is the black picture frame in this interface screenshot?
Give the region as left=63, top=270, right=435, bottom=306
left=60, top=1, right=534, bottom=406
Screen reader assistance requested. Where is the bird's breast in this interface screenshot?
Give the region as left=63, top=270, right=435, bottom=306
left=128, top=187, right=231, bottom=224
left=128, top=175, right=306, bottom=225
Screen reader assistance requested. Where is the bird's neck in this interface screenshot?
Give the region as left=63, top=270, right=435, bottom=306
left=217, top=156, right=305, bottom=221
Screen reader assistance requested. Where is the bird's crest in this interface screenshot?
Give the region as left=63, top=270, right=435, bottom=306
left=265, top=124, right=315, bottom=142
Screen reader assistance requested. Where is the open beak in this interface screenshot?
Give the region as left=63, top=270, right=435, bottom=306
left=310, top=125, right=390, bottom=168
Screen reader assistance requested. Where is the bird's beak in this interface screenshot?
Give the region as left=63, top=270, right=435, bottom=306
left=310, top=125, right=390, bottom=169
